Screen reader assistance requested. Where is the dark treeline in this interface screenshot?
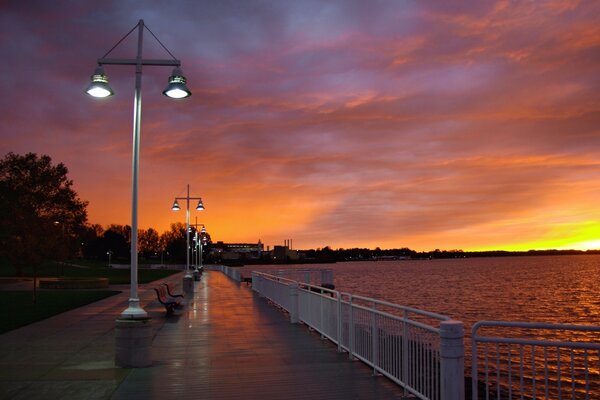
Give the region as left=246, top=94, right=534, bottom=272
left=80, top=222, right=212, bottom=264
left=299, top=247, right=600, bottom=262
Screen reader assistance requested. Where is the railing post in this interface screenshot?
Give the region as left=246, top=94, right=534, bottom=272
left=336, top=292, right=342, bottom=352
left=372, top=300, right=379, bottom=375
left=289, top=282, right=299, bottom=324
left=320, top=288, right=325, bottom=338
left=256, top=274, right=265, bottom=297
left=440, top=320, right=465, bottom=400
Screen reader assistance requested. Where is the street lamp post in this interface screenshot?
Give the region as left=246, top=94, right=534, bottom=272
left=86, top=20, right=191, bottom=320
left=86, top=20, right=191, bottom=368
left=189, top=220, right=207, bottom=280
left=171, top=184, right=204, bottom=292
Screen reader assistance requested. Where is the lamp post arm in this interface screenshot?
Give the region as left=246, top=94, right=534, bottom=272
left=98, top=58, right=181, bottom=67
left=173, top=196, right=204, bottom=201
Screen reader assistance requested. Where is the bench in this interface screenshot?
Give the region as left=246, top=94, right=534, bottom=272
left=153, top=285, right=181, bottom=314
left=241, top=276, right=252, bottom=285
left=162, top=283, right=184, bottom=300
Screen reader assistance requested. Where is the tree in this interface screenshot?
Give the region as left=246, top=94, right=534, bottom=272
left=80, top=224, right=105, bottom=259
left=102, top=225, right=130, bottom=261
left=0, top=153, right=88, bottom=300
left=139, top=228, right=160, bottom=258
left=162, top=222, right=187, bottom=263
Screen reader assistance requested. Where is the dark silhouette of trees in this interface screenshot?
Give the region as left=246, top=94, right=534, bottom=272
left=162, top=222, right=187, bottom=263
left=0, top=153, right=88, bottom=301
left=102, top=225, right=130, bottom=261
left=139, top=228, right=160, bottom=258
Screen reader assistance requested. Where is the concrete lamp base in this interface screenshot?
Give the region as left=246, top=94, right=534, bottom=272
left=115, top=317, right=153, bottom=368
left=183, top=275, right=194, bottom=297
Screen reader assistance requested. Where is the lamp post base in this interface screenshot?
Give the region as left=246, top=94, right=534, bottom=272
left=193, top=268, right=200, bottom=281
left=120, top=298, right=148, bottom=319
left=115, top=317, right=152, bottom=368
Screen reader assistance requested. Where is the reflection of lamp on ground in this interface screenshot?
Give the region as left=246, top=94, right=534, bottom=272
left=86, top=19, right=191, bottom=368
left=172, top=184, right=204, bottom=292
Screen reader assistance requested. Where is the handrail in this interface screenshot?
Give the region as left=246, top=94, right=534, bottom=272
left=343, top=292, right=450, bottom=322
left=471, top=320, right=600, bottom=400
left=251, top=270, right=463, bottom=400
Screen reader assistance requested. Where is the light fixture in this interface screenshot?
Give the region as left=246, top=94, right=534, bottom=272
left=85, top=66, right=114, bottom=98
left=163, top=67, right=192, bottom=99
left=171, top=200, right=181, bottom=211
left=196, top=199, right=204, bottom=210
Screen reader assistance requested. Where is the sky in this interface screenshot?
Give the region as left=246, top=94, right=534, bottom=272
left=1, top=0, right=599, bottom=252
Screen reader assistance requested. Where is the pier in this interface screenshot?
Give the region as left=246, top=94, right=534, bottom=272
left=0, top=270, right=407, bottom=399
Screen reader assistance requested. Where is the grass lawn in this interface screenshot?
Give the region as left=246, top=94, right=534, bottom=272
left=0, top=261, right=180, bottom=284
left=0, top=290, right=121, bottom=334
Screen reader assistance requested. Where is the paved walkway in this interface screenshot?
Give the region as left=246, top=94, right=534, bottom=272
left=0, top=271, right=408, bottom=399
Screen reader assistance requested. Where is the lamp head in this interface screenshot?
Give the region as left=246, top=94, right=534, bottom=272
left=86, top=66, right=114, bottom=98
left=163, top=67, right=191, bottom=99
left=196, top=199, right=204, bottom=211
left=171, top=200, right=181, bottom=211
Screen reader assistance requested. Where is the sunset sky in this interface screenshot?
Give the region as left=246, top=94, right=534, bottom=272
left=1, top=0, right=599, bottom=251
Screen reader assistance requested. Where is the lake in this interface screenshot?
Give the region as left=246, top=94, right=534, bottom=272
left=243, top=254, right=600, bottom=331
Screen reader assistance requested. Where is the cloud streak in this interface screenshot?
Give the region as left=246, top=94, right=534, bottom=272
left=1, top=0, right=599, bottom=251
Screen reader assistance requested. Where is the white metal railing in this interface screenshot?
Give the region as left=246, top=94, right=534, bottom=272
left=269, top=268, right=334, bottom=287
left=252, top=271, right=464, bottom=400
left=208, top=264, right=242, bottom=282
left=471, top=321, right=600, bottom=399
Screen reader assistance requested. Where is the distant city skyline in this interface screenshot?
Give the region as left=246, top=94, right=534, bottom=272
left=1, top=1, right=599, bottom=252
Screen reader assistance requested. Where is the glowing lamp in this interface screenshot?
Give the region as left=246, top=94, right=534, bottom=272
left=85, top=66, right=114, bottom=98
left=163, top=68, right=191, bottom=99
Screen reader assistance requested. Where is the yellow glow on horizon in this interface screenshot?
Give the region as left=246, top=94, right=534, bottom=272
left=469, top=220, right=600, bottom=252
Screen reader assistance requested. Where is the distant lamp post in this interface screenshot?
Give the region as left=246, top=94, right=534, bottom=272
left=171, top=184, right=205, bottom=287
left=107, top=250, right=113, bottom=268
left=86, top=19, right=191, bottom=321
left=200, top=226, right=207, bottom=269
left=190, top=220, right=207, bottom=277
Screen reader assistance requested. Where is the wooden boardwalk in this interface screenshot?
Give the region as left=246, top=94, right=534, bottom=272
left=0, top=270, right=409, bottom=399
left=113, top=271, right=408, bottom=399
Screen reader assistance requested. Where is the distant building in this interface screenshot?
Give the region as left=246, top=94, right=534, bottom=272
left=272, top=245, right=299, bottom=262
left=210, top=240, right=264, bottom=261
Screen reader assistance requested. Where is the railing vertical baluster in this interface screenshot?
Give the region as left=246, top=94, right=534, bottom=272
left=485, top=344, right=490, bottom=400
left=348, top=295, right=354, bottom=360
left=520, top=344, right=524, bottom=400
left=570, top=348, right=575, bottom=400
left=508, top=342, right=512, bottom=400
left=557, top=347, right=562, bottom=400
left=320, top=288, right=325, bottom=338
left=532, top=345, right=536, bottom=400
left=544, top=346, right=549, bottom=399
left=496, top=342, right=500, bottom=400
left=372, top=300, right=378, bottom=375
left=402, top=309, right=408, bottom=397
left=584, top=349, right=589, bottom=398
